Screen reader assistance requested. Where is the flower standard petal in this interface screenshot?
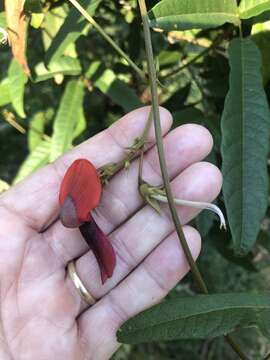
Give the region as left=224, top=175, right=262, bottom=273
left=59, top=159, right=102, bottom=226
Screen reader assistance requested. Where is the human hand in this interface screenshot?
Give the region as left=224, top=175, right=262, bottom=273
left=0, top=107, right=222, bottom=360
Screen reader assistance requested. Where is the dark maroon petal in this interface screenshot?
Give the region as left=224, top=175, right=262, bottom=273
left=79, top=218, right=116, bottom=284
left=60, top=196, right=82, bottom=228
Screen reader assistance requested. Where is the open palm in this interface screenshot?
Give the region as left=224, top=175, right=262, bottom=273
left=0, top=107, right=222, bottom=360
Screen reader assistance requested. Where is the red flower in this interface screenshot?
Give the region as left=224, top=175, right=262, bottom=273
left=59, top=159, right=116, bottom=283
left=59, top=159, right=101, bottom=227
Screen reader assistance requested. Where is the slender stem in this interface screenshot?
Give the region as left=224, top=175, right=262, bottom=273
left=138, top=0, right=208, bottom=294
left=138, top=1, right=251, bottom=360
left=67, top=0, right=145, bottom=80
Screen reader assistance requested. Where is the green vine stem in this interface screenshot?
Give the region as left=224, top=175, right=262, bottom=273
left=137, top=1, right=250, bottom=360
left=67, top=0, right=145, bottom=80
left=138, top=0, right=208, bottom=294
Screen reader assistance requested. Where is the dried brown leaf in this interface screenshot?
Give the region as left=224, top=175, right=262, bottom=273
left=5, top=0, right=30, bottom=76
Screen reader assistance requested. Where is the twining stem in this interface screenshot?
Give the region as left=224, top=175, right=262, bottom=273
left=138, top=1, right=250, bottom=360
left=138, top=0, right=208, bottom=293
left=67, top=0, right=145, bottom=80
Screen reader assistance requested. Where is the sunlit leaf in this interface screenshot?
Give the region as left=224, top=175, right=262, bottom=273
left=148, top=0, right=239, bottom=31
left=221, top=38, right=270, bottom=255
left=239, top=0, right=270, bottom=19
left=42, top=4, right=69, bottom=50
left=8, top=59, right=27, bottom=118
left=14, top=140, right=51, bottom=184
left=50, top=80, right=85, bottom=161
left=30, top=13, right=44, bottom=29
left=0, top=78, right=11, bottom=106
left=28, top=112, right=46, bottom=151
left=45, top=0, right=101, bottom=65
left=73, top=107, right=87, bottom=140
left=33, top=56, right=82, bottom=82
left=118, top=293, right=270, bottom=344
left=0, top=12, right=7, bottom=28
left=0, top=179, right=10, bottom=193
left=86, top=61, right=142, bottom=111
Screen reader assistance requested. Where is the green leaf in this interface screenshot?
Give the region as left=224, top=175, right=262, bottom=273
left=0, top=179, right=10, bottom=193
left=239, top=0, right=270, bottom=19
left=45, top=0, right=101, bottom=65
left=8, top=59, right=28, bottom=118
left=30, top=13, right=45, bottom=29
left=221, top=38, right=270, bottom=256
left=14, top=141, right=51, bottom=184
left=28, top=112, right=46, bottom=151
left=244, top=10, right=270, bottom=24
left=33, top=56, right=82, bottom=82
left=0, top=12, right=6, bottom=28
left=86, top=61, right=142, bottom=112
left=0, top=78, right=11, bottom=106
left=117, top=293, right=270, bottom=344
left=42, top=4, right=68, bottom=50
left=50, top=80, right=85, bottom=162
left=148, top=0, right=240, bottom=31
left=73, top=107, right=87, bottom=140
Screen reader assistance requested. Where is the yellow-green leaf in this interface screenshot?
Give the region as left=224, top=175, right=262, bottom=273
left=8, top=59, right=27, bottom=118
left=14, top=141, right=51, bottom=184
left=50, top=80, right=84, bottom=161
left=239, top=0, right=270, bottom=19
left=148, top=0, right=239, bottom=31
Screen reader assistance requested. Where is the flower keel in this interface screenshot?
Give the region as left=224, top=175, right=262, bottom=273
left=80, top=219, right=116, bottom=284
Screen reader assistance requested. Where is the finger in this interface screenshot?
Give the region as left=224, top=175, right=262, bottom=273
left=65, top=162, right=221, bottom=314
left=0, top=107, right=172, bottom=231
left=44, top=125, right=213, bottom=264
left=77, top=226, right=201, bottom=359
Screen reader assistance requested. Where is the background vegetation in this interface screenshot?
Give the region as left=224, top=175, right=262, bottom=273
left=1, top=0, right=270, bottom=358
